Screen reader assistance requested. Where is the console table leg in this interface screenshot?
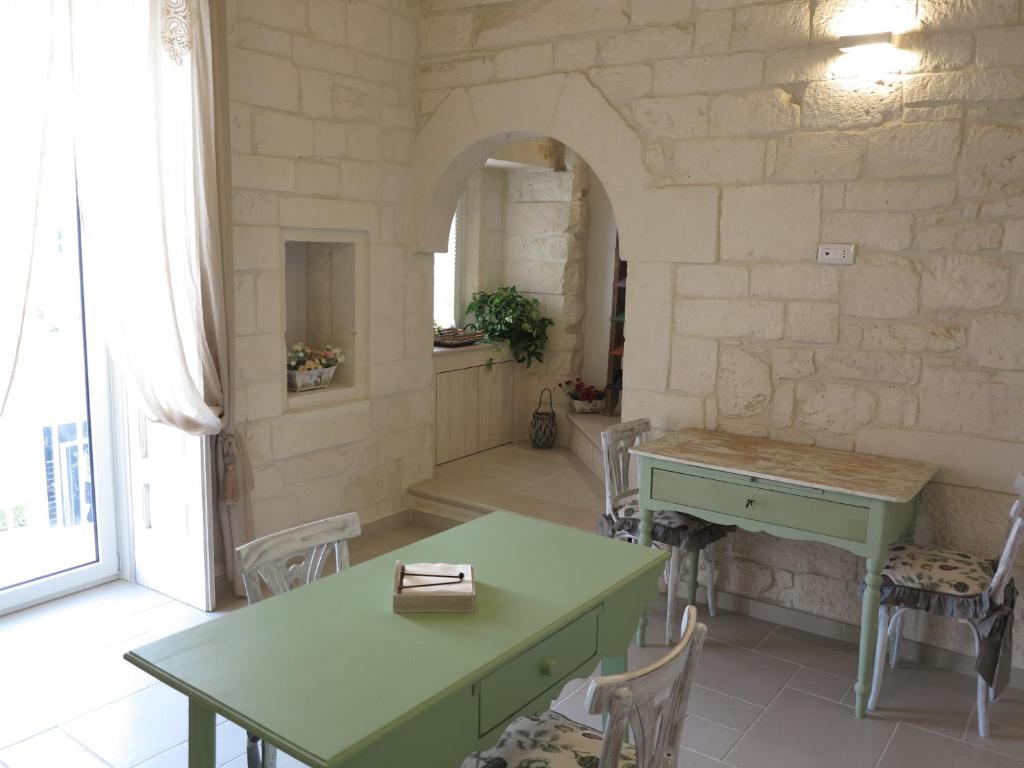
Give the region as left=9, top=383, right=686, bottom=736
left=855, top=558, right=882, bottom=718
left=687, top=550, right=699, bottom=609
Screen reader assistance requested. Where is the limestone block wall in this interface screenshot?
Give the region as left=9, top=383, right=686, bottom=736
left=502, top=159, right=591, bottom=442
left=226, top=0, right=433, bottom=538
left=415, top=0, right=1024, bottom=667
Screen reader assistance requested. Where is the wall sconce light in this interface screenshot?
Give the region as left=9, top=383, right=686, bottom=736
left=837, top=31, right=895, bottom=52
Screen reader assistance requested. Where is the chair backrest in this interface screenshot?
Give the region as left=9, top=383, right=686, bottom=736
left=585, top=605, right=707, bottom=768
left=600, top=418, right=651, bottom=516
left=236, top=512, right=361, bottom=605
left=989, top=473, right=1024, bottom=604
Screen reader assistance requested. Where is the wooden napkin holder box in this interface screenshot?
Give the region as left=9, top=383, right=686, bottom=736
left=392, top=561, right=476, bottom=614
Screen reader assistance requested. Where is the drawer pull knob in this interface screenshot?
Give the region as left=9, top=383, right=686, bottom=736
left=745, top=498, right=755, bottom=508
left=540, top=658, right=558, bottom=676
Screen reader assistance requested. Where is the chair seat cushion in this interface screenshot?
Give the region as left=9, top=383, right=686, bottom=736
left=599, top=502, right=734, bottom=551
left=460, top=710, right=636, bottom=768
left=882, top=544, right=993, bottom=597
left=859, top=543, right=997, bottom=622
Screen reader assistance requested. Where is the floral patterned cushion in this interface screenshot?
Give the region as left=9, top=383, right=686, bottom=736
left=598, top=501, right=734, bottom=551
left=614, top=502, right=690, bottom=529
left=881, top=544, right=994, bottom=597
left=460, top=710, right=636, bottom=768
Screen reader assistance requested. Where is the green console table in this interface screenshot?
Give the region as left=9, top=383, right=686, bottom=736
left=630, top=429, right=936, bottom=720
left=125, top=511, right=665, bottom=768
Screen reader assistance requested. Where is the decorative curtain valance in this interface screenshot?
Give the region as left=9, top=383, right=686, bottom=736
left=161, top=0, right=194, bottom=64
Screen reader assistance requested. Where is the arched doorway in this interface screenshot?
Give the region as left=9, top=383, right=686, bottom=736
left=412, top=73, right=720, bottom=429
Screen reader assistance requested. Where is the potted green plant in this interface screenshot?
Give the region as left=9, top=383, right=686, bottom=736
left=465, top=286, right=553, bottom=367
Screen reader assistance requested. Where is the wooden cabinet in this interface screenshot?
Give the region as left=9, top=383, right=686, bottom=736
left=435, top=360, right=515, bottom=464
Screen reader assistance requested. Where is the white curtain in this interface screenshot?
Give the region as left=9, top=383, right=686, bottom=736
left=70, top=0, right=249, bottom=591
left=0, top=0, right=249, bottom=592
left=0, top=2, right=64, bottom=418
left=71, top=0, right=225, bottom=435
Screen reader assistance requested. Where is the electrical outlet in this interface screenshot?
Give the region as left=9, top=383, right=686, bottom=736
left=817, top=243, right=856, bottom=265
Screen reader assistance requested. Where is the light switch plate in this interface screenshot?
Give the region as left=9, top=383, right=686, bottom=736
left=817, top=243, right=856, bottom=265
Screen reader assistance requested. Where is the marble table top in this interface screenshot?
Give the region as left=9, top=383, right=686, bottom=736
left=631, top=429, right=937, bottom=503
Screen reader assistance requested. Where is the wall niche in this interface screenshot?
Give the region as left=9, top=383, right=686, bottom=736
left=283, top=231, right=368, bottom=409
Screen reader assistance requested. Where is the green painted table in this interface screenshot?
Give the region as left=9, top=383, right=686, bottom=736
left=630, top=429, right=936, bottom=720
left=125, top=511, right=665, bottom=768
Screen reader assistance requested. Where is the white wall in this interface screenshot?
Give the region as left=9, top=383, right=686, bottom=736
left=581, top=172, right=616, bottom=388
left=414, top=0, right=1024, bottom=669
left=226, top=0, right=433, bottom=540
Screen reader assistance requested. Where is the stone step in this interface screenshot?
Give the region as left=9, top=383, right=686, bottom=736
left=566, top=411, right=619, bottom=479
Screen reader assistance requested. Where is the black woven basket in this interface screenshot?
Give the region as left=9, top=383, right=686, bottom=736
left=529, top=388, right=558, bottom=449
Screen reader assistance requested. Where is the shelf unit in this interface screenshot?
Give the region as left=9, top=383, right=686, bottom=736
left=605, top=236, right=625, bottom=416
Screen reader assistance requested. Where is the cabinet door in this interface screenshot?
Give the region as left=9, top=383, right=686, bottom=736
left=435, top=366, right=480, bottom=465
left=477, top=361, right=515, bottom=451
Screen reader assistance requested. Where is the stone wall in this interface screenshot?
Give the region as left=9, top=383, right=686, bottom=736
left=414, top=0, right=1024, bottom=667
left=226, top=0, right=433, bottom=538
left=457, top=159, right=592, bottom=441
left=502, top=158, right=591, bottom=442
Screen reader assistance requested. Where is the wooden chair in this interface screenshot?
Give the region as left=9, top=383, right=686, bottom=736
left=236, top=512, right=362, bottom=767
left=462, top=605, right=708, bottom=768
left=867, top=473, right=1023, bottom=737
left=600, top=419, right=732, bottom=642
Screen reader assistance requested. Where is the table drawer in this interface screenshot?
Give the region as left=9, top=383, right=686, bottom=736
left=651, top=468, right=869, bottom=543
left=478, top=607, right=599, bottom=736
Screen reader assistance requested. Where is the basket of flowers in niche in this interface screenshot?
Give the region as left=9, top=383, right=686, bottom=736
left=559, top=378, right=606, bottom=413
left=287, top=343, right=346, bottom=392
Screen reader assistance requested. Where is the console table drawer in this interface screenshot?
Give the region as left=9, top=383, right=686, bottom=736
left=651, top=468, right=869, bottom=543
left=478, top=607, right=599, bottom=736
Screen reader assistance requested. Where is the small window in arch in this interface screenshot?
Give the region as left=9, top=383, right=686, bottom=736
left=433, top=209, right=459, bottom=329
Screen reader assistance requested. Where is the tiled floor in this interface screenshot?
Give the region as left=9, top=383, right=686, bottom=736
left=2, top=521, right=1023, bottom=768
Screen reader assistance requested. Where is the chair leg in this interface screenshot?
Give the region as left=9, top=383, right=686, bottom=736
left=889, top=609, right=905, bottom=669
left=686, top=549, right=699, bottom=608
left=247, top=733, right=261, bottom=768
left=868, top=604, right=889, bottom=712
left=666, top=546, right=682, bottom=645
left=704, top=542, right=717, bottom=617
left=264, top=742, right=278, bottom=768
left=977, top=674, right=990, bottom=738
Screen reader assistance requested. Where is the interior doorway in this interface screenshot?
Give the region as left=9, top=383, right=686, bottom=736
left=430, top=137, right=623, bottom=461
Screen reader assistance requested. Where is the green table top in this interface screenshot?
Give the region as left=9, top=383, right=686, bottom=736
left=125, top=511, right=665, bottom=767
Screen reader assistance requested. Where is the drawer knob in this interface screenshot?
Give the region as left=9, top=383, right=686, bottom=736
left=745, top=498, right=755, bottom=508
left=540, top=658, right=558, bottom=676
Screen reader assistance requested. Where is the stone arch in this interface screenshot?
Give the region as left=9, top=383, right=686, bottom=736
left=412, top=73, right=717, bottom=265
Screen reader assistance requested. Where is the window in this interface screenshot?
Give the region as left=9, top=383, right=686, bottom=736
left=433, top=211, right=459, bottom=329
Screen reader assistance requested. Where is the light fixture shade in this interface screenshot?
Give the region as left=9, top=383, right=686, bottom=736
left=838, top=31, right=895, bottom=51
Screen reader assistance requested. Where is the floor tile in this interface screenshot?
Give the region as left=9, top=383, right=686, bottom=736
left=984, top=686, right=1024, bottom=730
left=842, top=662, right=975, bottom=739
left=687, top=686, right=763, bottom=731
left=222, top=750, right=309, bottom=768
left=133, top=744, right=187, bottom=768
left=0, top=729, right=110, bottom=768
left=680, top=715, right=742, bottom=760
left=551, top=685, right=603, bottom=731
left=516, top=466, right=605, bottom=509
left=880, top=724, right=1022, bottom=768
left=132, top=720, right=264, bottom=768
left=698, top=610, right=777, bottom=650
left=694, top=639, right=799, bottom=707
left=964, top=713, right=1024, bottom=761
left=676, top=747, right=730, bottom=768
left=756, top=628, right=859, bottom=678
left=786, top=666, right=853, bottom=702
left=61, top=684, right=188, bottom=768
left=727, top=688, right=897, bottom=768
left=771, top=623, right=858, bottom=657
